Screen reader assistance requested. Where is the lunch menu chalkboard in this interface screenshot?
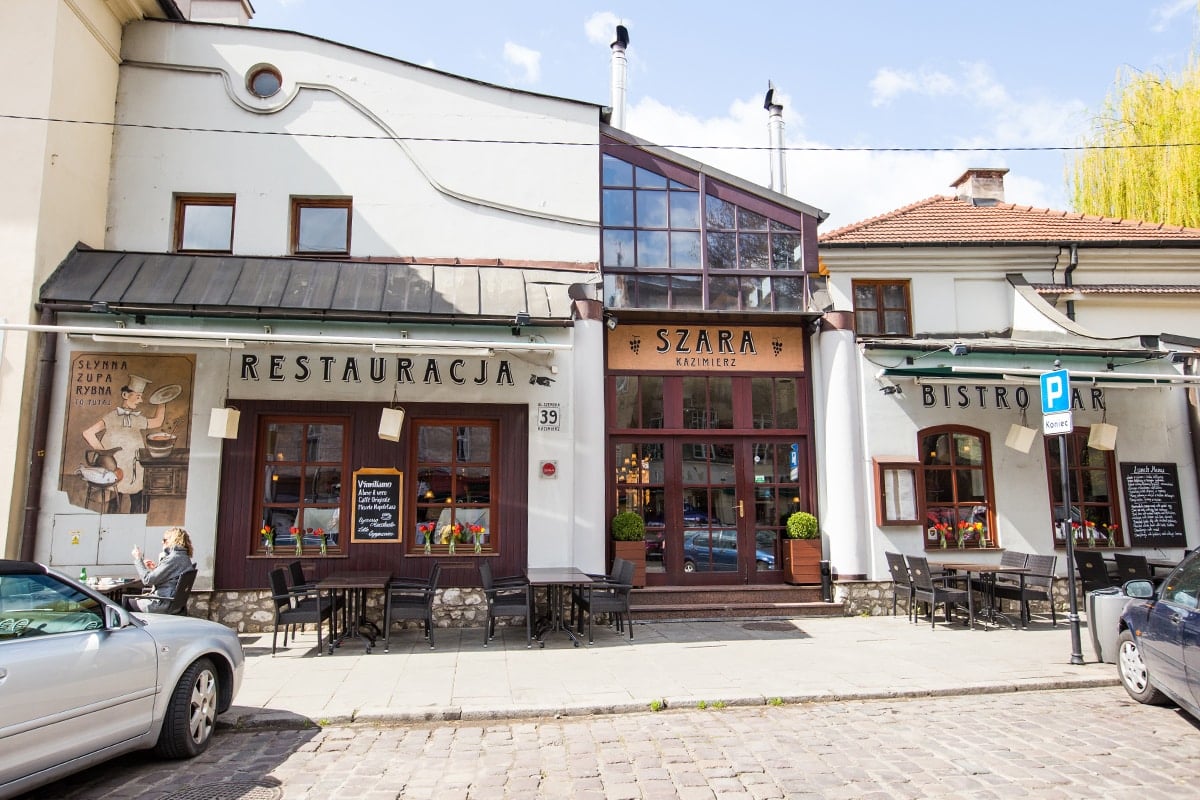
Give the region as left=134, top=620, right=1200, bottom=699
left=351, top=468, right=403, bottom=543
left=1119, top=462, right=1187, bottom=548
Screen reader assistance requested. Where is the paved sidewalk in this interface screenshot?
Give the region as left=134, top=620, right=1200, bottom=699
left=220, top=613, right=1118, bottom=729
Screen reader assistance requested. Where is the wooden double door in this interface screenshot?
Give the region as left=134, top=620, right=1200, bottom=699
left=617, top=436, right=811, bottom=586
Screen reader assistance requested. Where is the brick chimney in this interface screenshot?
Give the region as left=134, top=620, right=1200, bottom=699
left=174, top=1, right=254, bottom=25
left=951, top=168, right=1007, bottom=206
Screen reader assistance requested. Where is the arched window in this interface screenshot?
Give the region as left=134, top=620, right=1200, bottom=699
left=919, top=426, right=995, bottom=549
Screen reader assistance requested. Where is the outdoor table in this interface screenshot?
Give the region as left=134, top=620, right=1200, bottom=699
left=92, top=577, right=143, bottom=603
left=524, top=567, right=594, bottom=648
left=1145, top=558, right=1180, bottom=576
left=317, top=571, right=392, bottom=655
left=929, top=562, right=1034, bottom=629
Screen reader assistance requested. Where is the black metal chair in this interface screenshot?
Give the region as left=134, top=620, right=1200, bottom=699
left=123, top=568, right=197, bottom=616
left=994, top=554, right=1058, bottom=626
left=478, top=558, right=528, bottom=590
left=573, top=558, right=635, bottom=644
left=884, top=552, right=914, bottom=620
left=1074, top=550, right=1117, bottom=593
left=268, top=567, right=332, bottom=656
left=480, top=560, right=531, bottom=648
left=571, top=557, right=627, bottom=625
left=1113, top=553, right=1152, bottom=582
left=383, top=563, right=441, bottom=652
left=907, top=555, right=972, bottom=629
left=288, top=561, right=315, bottom=591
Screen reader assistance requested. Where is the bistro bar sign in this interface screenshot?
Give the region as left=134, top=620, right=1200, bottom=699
left=607, top=324, right=804, bottom=373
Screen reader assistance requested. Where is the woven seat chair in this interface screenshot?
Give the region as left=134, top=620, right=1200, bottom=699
left=907, top=555, right=972, bottom=629
left=383, top=563, right=441, bottom=651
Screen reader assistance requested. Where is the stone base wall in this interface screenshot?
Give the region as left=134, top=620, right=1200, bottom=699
left=834, top=578, right=1074, bottom=619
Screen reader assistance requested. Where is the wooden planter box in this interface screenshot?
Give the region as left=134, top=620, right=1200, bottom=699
left=782, top=538, right=822, bottom=585
left=613, top=540, right=646, bottom=587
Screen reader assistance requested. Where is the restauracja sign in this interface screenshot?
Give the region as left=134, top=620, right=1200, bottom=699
left=238, top=353, right=515, bottom=386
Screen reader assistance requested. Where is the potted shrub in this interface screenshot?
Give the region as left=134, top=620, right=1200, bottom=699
left=782, top=511, right=821, bottom=585
left=611, top=511, right=646, bottom=587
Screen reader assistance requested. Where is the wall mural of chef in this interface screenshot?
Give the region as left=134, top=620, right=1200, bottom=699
left=59, top=353, right=195, bottom=523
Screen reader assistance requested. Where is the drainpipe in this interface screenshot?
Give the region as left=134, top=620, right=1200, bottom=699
left=610, top=25, right=630, bottom=130
left=1064, top=243, right=1079, bottom=322
left=764, top=82, right=787, bottom=194
left=19, top=307, right=58, bottom=560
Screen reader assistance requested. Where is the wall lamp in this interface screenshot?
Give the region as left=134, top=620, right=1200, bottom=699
left=949, top=343, right=970, bottom=356
left=604, top=313, right=618, bottom=331
left=512, top=311, right=531, bottom=336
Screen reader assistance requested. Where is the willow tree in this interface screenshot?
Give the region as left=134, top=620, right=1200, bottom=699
left=1070, top=59, right=1200, bottom=227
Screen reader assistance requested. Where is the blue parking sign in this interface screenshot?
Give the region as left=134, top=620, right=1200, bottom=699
left=1040, top=369, right=1070, bottom=414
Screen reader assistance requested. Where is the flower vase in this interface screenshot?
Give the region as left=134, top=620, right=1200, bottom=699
left=957, top=538, right=965, bottom=550
left=939, top=535, right=947, bottom=549
left=423, top=535, right=432, bottom=555
left=319, top=536, right=327, bottom=556
left=1106, top=534, right=1114, bottom=548
left=295, top=541, right=303, bottom=556
left=473, top=533, right=482, bottom=554
left=448, top=538, right=456, bottom=555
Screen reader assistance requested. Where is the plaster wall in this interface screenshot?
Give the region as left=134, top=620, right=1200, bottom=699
left=108, top=21, right=599, bottom=263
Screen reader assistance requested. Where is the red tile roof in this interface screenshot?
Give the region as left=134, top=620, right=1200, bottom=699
left=819, top=195, right=1200, bottom=245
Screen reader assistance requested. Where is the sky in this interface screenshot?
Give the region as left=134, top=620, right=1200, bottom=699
left=248, top=1, right=1200, bottom=230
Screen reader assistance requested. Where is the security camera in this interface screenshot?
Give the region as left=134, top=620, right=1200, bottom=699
left=949, top=343, right=969, bottom=357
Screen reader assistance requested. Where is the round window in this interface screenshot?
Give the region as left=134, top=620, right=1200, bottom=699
left=247, top=65, right=282, bottom=99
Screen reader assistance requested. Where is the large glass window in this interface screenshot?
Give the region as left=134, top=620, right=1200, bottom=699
left=257, top=418, right=347, bottom=555
left=1045, top=428, right=1122, bottom=547
left=920, top=426, right=994, bottom=549
left=852, top=280, right=912, bottom=336
left=175, top=195, right=235, bottom=253
left=412, top=421, right=496, bottom=555
left=601, top=147, right=808, bottom=311
left=614, top=442, right=665, bottom=570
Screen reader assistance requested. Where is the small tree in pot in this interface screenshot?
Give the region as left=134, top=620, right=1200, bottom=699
left=782, top=511, right=821, bottom=584
left=611, top=511, right=647, bottom=587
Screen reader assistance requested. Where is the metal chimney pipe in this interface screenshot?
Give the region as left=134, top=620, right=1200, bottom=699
left=610, top=25, right=630, bottom=130
left=764, top=82, right=787, bottom=194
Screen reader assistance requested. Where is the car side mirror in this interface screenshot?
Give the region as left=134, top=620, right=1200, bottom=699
left=106, top=604, right=135, bottom=630
left=1123, top=579, right=1155, bottom=599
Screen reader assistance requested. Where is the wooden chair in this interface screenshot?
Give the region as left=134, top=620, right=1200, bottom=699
left=884, top=552, right=914, bottom=620
left=268, top=567, right=332, bottom=656
left=123, top=568, right=197, bottom=616
left=907, top=555, right=972, bottom=629
left=383, top=563, right=441, bottom=651
left=480, top=561, right=531, bottom=648
left=573, top=558, right=635, bottom=644
left=994, top=554, right=1057, bottom=626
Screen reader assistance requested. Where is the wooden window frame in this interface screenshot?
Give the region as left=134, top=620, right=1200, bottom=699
left=290, top=197, right=352, bottom=256
left=174, top=194, right=235, bottom=253
left=873, top=457, right=922, bottom=526
left=918, top=425, right=996, bottom=550
left=1044, top=428, right=1123, bottom=548
left=254, top=415, right=350, bottom=557
left=852, top=279, right=912, bottom=337
left=411, top=419, right=498, bottom=556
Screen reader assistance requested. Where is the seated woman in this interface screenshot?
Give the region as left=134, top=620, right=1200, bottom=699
left=125, top=527, right=196, bottom=613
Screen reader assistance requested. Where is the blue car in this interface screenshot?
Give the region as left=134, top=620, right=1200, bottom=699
left=1116, top=550, right=1200, bottom=720
left=681, top=529, right=776, bottom=572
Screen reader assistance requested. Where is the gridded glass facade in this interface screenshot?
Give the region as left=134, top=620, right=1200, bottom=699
left=601, top=147, right=810, bottom=311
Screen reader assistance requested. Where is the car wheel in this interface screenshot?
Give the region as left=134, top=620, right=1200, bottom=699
left=154, top=656, right=219, bottom=759
left=1117, top=629, right=1167, bottom=705
left=683, top=560, right=696, bottom=573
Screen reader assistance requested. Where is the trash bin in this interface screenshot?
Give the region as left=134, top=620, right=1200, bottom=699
left=1086, top=587, right=1134, bottom=664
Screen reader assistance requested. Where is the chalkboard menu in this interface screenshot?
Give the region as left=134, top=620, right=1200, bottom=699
left=1119, top=462, right=1187, bottom=547
left=351, top=468, right=403, bottom=543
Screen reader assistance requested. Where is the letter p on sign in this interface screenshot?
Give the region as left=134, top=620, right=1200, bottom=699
left=1040, top=369, right=1070, bottom=414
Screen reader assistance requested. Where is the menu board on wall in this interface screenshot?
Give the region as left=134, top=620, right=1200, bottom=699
left=351, top=468, right=403, bottom=543
left=1119, top=462, right=1187, bottom=547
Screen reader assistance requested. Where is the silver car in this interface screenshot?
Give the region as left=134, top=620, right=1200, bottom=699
left=0, top=559, right=244, bottom=799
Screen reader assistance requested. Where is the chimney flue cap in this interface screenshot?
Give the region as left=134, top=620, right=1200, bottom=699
left=614, top=25, right=629, bottom=47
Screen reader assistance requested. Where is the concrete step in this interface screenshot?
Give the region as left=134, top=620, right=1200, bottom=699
left=629, top=584, right=843, bottom=621
left=632, top=600, right=844, bottom=621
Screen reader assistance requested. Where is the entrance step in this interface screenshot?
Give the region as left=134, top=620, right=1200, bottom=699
left=631, top=584, right=844, bottom=621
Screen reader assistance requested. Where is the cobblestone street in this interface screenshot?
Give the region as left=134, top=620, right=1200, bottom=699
left=21, top=686, right=1200, bottom=799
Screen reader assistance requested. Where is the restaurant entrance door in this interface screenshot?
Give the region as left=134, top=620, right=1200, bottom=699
left=617, top=436, right=806, bottom=586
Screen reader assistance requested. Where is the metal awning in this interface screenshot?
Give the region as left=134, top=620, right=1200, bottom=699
left=880, top=365, right=1200, bottom=388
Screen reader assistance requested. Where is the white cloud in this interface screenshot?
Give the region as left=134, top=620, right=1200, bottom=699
left=502, top=42, right=541, bottom=84
left=870, top=67, right=956, bottom=106
left=1150, top=0, right=1196, bottom=32
left=585, top=11, right=626, bottom=46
